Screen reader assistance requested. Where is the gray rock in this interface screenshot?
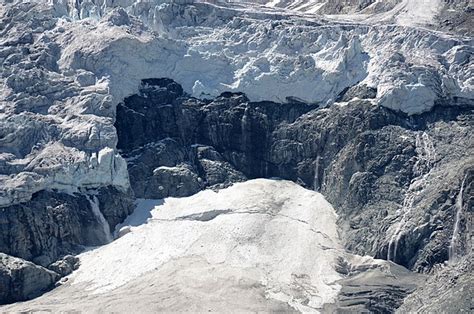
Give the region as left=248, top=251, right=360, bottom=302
left=398, top=254, right=474, bottom=313
left=336, top=84, right=377, bottom=102
left=115, top=80, right=317, bottom=199
left=96, top=186, right=135, bottom=231
left=149, top=163, right=203, bottom=199
left=47, top=255, right=80, bottom=277
left=0, top=253, right=59, bottom=304
left=106, top=8, right=131, bottom=26
left=0, top=186, right=133, bottom=304
left=0, top=188, right=132, bottom=264
left=194, top=145, right=247, bottom=189
left=325, top=258, right=425, bottom=313
left=123, top=138, right=190, bottom=198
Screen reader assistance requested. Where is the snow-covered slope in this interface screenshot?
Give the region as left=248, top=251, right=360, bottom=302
left=77, top=179, right=343, bottom=309
left=4, top=178, right=420, bottom=312
left=3, top=179, right=351, bottom=312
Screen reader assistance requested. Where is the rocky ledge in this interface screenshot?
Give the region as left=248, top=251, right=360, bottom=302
left=0, top=186, right=134, bottom=304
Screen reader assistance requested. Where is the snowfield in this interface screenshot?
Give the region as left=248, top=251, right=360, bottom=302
left=2, top=179, right=356, bottom=312
left=73, top=179, right=343, bottom=311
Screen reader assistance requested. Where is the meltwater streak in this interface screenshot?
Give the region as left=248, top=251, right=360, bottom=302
left=448, top=174, right=468, bottom=263
left=87, top=195, right=113, bottom=244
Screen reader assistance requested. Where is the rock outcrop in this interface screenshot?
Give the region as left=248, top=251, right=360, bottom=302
left=398, top=254, right=474, bottom=313
left=0, top=187, right=134, bottom=304
left=325, top=258, right=425, bottom=313
left=47, top=255, right=80, bottom=277
left=0, top=253, right=59, bottom=304
left=0, top=187, right=133, bottom=267
left=116, top=78, right=474, bottom=276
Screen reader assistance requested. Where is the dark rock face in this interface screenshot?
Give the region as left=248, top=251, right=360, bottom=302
left=0, top=253, right=59, bottom=304
left=326, top=259, right=425, bottom=313
left=116, top=78, right=319, bottom=197
left=336, top=84, right=377, bottom=102
left=47, top=255, right=80, bottom=277
left=0, top=187, right=133, bottom=265
left=0, top=186, right=134, bottom=304
left=399, top=253, right=474, bottom=313
left=96, top=186, right=135, bottom=231
left=116, top=78, right=474, bottom=276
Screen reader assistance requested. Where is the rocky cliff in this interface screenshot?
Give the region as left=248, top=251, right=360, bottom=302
left=115, top=78, right=473, bottom=275
left=0, top=0, right=473, bottom=311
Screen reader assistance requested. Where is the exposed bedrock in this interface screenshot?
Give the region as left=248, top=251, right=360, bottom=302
left=325, top=258, right=425, bottom=313
left=0, top=186, right=133, bottom=265
left=116, top=78, right=474, bottom=274
left=398, top=253, right=474, bottom=313
left=0, top=253, right=59, bottom=304
left=0, top=186, right=134, bottom=304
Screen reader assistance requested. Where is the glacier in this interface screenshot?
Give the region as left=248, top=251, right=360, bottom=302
left=51, top=0, right=472, bottom=112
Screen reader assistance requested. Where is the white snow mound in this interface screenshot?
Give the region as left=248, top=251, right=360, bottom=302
left=70, top=179, right=343, bottom=312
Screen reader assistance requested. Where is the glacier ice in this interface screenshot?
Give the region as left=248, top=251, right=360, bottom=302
left=49, top=0, right=473, bottom=112
left=1, top=179, right=416, bottom=312
left=14, top=179, right=347, bottom=311
left=0, top=0, right=473, bottom=207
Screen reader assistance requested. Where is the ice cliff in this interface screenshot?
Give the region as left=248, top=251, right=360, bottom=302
left=1, top=0, right=473, bottom=207
left=0, top=0, right=474, bottom=206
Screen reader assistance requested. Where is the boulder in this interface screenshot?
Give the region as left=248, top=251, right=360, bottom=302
left=0, top=253, right=59, bottom=304
left=47, top=255, right=80, bottom=277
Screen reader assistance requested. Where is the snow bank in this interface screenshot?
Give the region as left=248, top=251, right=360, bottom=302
left=70, top=179, right=343, bottom=311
